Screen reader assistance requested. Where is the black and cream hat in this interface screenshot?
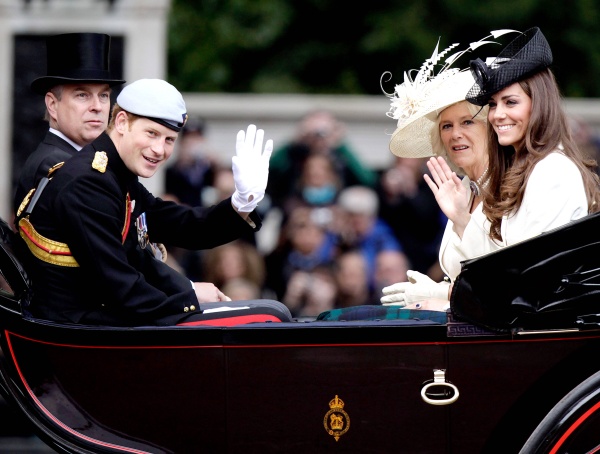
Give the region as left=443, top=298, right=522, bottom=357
left=466, top=27, right=553, bottom=106
left=116, top=79, right=188, bottom=132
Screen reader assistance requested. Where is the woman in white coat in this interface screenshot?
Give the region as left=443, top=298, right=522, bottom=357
left=381, top=97, right=490, bottom=309
left=379, top=38, right=493, bottom=309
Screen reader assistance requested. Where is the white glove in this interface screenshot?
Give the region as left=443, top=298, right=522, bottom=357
left=380, top=270, right=450, bottom=306
left=231, top=124, right=273, bottom=212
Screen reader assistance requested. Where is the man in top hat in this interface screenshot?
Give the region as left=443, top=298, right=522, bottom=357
left=15, top=78, right=291, bottom=327
left=14, top=32, right=125, bottom=217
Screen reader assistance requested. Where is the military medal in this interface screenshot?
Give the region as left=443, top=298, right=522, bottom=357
left=136, top=212, right=149, bottom=249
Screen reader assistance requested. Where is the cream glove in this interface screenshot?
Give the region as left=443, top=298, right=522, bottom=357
left=231, top=124, right=273, bottom=212
left=380, top=270, right=450, bottom=306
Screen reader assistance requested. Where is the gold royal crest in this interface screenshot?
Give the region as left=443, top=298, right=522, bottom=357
left=323, top=395, right=350, bottom=441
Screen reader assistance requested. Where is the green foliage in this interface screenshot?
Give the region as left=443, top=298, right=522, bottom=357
left=168, top=0, right=291, bottom=91
left=167, top=0, right=600, bottom=97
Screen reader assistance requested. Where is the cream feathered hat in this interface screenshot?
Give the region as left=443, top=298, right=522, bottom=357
left=385, top=30, right=519, bottom=158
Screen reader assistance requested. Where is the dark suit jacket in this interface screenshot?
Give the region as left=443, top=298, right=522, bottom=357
left=14, top=131, right=78, bottom=216
left=21, top=132, right=261, bottom=326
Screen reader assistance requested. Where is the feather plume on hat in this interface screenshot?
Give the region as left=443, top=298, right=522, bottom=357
left=384, top=29, right=518, bottom=158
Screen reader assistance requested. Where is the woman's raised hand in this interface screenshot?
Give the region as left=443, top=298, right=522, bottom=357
left=423, top=156, right=471, bottom=237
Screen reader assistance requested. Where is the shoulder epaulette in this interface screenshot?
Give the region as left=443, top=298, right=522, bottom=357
left=16, top=160, right=63, bottom=219
left=92, top=151, right=108, bottom=173
left=47, top=161, right=64, bottom=177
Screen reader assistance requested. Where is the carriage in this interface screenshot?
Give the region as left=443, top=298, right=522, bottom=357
left=2, top=213, right=600, bottom=453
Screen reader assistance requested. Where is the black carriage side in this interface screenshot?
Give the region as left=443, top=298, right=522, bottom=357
left=2, top=215, right=600, bottom=453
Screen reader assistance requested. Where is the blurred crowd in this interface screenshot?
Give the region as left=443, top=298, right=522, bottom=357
left=162, top=108, right=600, bottom=319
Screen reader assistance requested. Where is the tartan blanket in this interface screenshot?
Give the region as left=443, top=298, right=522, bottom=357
left=316, top=305, right=448, bottom=324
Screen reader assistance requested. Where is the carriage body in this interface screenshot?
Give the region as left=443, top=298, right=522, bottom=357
left=2, top=215, right=600, bottom=453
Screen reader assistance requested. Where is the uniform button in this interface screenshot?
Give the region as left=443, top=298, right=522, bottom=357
left=184, top=306, right=189, bottom=313
left=190, top=305, right=196, bottom=311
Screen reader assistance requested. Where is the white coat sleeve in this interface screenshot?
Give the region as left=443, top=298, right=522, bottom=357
left=451, top=152, right=588, bottom=259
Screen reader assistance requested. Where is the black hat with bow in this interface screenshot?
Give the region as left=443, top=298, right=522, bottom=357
left=31, top=33, right=125, bottom=95
left=466, top=27, right=553, bottom=106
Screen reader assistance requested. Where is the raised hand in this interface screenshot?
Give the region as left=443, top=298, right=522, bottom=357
left=424, top=156, right=471, bottom=236
left=231, top=124, right=273, bottom=213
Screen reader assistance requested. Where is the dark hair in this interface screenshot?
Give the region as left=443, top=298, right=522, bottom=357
left=484, top=68, right=600, bottom=241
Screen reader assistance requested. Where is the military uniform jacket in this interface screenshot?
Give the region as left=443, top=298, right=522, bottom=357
left=14, top=131, right=78, bottom=216
left=22, top=132, right=260, bottom=326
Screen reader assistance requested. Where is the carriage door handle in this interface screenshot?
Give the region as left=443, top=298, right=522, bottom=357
left=421, top=369, right=459, bottom=406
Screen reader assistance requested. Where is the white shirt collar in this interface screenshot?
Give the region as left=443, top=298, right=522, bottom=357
left=49, top=128, right=83, bottom=151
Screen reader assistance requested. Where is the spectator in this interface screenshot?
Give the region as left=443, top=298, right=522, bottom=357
left=377, top=156, right=447, bottom=279
left=265, top=152, right=344, bottom=255
left=172, top=166, right=261, bottom=280
left=283, top=266, right=337, bottom=318
left=372, top=250, right=410, bottom=302
left=221, top=277, right=262, bottom=301
left=264, top=206, right=338, bottom=316
left=281, top=152, right=342, bottom=219
left=202, top=165, right=234, bottom=205
left=568, top=114, right=600, bottom=175
left=164, top=116, right=219, bottom=207
left=202, top=240, right=268, bottom=297
left=266, top=109, right=377, bottom=209
left=333, top=250, right=375, bottom=308
left=335, top=185, right=403, bottom=291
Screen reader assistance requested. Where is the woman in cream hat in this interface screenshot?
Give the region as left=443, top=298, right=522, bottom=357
left=387, top=27, right=600, bottom=312
left=380, top=39, right=494, bottom=309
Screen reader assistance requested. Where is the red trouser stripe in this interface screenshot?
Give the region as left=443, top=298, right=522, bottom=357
left=177, top=314, right=282, bottom=326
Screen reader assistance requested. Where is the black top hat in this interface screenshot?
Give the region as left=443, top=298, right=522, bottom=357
left=31, top=33, right=126, bottom=95
left=466, top=27, right=553, bottom=106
